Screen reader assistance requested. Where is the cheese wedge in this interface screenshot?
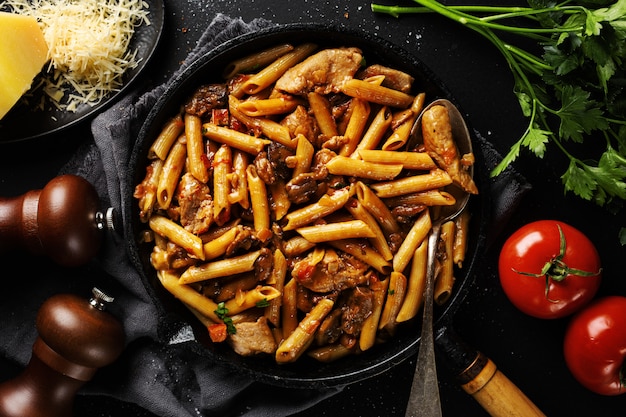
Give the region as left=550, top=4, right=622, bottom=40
left=0, top=12, right=49, bottom=119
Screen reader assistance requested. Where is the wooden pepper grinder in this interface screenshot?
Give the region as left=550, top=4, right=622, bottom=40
left=0, top=174, right=116, bottom=267
left=0, top=288, right=125, bottom=417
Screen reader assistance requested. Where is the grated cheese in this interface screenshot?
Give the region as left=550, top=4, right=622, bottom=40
left=2, top=0, right=150, bottom=111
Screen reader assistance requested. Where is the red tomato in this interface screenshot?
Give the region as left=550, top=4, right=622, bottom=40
left=563, top=296, right=626, bottom=395
left=498, top=220, right=601, bottom=319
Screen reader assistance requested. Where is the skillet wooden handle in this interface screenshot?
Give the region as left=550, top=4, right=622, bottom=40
left=458, top=352, right=545, bottom=417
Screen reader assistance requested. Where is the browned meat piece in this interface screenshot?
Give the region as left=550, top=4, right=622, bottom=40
left=225, top=225, right=260, bottom=256
left=341, top=286, right=373, bottom=336
left=184, top=84, right=228, bottom=117
left=228, top=316, right=277, bottom=356
left=275, top=47, right=363, bottom=95
left=391, top=203, right=427, bottom=224
left=176, top=173, right=214, bottom=234
left=285, top=172, right=321, bottom=204
left=316, top=308, right=343, bottom=345
left=280, top=105, right=320, bottom=144
left=358, top=64, right=415, bottom=93
left=292, top=248, right=370, bottom=293
left=421, top=105, right=478, bottom=194
left=254, top=248, right=274, bottom=282
left=253, top=142, right=294, bottom=185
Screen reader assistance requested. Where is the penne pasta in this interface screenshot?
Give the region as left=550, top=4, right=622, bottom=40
left=359, top=275, right=390, bottom=351
left=202, top=122, right=270, bottom=155
left=345, top=197, right=393, bottom=261
left=222, top=43, right=295, bottom=79
left=396, top=240, right=428, bottom=322
left=149, top=215, right=205, bottom=260
left=158, top=270, right=220, bottom=322
left=282, top=186, right=353, bottom=231
left=156, top=136, right=186, bottom=210
left=378, top=271, right=407, bottom=334
left=149, top=113, right=184, bottom=160
left=370, top=169, right=452, bottom=198
left=246, top=165, right=272, bottom=241
left=453, top=209, right=471, bottom=268
left=308, top=91, right=338, bottom=138
left=237, top=97, right=299, bottom=117
left=228, top=95, right=294, bottom=148
left=328, top=239, right=392, bottom=274
left=185, top=113, right=209, bottom=183
left=326, top=155, right=403, bottom=181
left=224, top=285, right=281, bottom=315
left=179, top=249, right=263, bottom=284
left=352, top=106, right=392, bottom=156
left=341, top=78, right=414, bottom=108
left=435, top=220, right=456, bottom=305
left=265, top=250, right=288, bottom=327
left=296, top=220, right=375, bottom=243
left=393, top=210, right=431, bottom=273
left=357, top=149, right=436, bottom=170
left=339, top=98, right=370, bottom=156
left=355, top=181, right=401, bottom=235
left=276, top=298, right=334, bottom=363
left=213, top=144, right=232, bottom=225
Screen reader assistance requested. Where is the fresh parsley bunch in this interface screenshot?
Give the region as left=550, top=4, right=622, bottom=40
left=372, top=0, right=626, bottom=209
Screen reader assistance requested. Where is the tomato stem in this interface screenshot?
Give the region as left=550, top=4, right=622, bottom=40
left=513, top=225, right=601, bottom=301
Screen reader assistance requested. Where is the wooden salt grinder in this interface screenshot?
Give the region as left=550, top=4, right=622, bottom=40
left=0, top=174, right=115, bottom=266
left=0, top=288, right=125, bottom=417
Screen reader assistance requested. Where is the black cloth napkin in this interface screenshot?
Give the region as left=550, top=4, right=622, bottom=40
left=52, top=12, right=531, bottom=417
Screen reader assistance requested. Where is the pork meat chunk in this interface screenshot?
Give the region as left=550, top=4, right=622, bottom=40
left=275, top=47, right=363, bottom=95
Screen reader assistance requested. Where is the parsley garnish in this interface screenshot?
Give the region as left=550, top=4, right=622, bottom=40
left=372, top=0, right=626, bottom=209
left=214, top=302, right=236, bottom=335
left=256, top=298, right=271, bottom=308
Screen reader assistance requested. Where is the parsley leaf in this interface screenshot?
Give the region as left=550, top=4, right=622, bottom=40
left=214, top=302, right=236, bottom=335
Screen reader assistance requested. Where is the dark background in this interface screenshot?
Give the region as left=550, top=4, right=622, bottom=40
left=1, top=0, right=625, bottom=416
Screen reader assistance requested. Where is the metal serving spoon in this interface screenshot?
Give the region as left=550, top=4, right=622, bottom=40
left=405, top=99, right=474, bottom=417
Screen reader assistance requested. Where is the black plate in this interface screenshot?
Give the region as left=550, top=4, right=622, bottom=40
left=126, top=23, right=490, bottom=389
left=0, top=0, right=165, bottom=143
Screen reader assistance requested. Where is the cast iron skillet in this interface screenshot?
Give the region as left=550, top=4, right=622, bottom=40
left=126, top=23, right=490, bottom=389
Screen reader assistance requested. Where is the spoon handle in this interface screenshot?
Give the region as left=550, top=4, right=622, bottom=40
left=405, top=223, right=442, bottom=417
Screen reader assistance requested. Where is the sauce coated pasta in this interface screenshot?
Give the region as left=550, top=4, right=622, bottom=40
left=134, top=42, right=478, bottom=363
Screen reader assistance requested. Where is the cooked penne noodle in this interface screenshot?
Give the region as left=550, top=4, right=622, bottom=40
left=185, top=113, right=209, bottom=183
left=308, top=91, right=338, bottom=138
left=149, top=113, right=184, bottom=160
left=326, top=155, right=403, bottom=181
left=179, top=249, right=263, bottom=284
left=370, top=169, right=452, bottom=198
left=224, top=285, right=281, bottom=315
left=203, top=226, right=239, bottom=260
left=396, top=240, right=428, bottom=322
left=339, top=98, right=370, bottom=156
left=341, top=78, right=414, bottom=108
left=357, top=149, right=436, bottom=170
left=359, top=275, right=390, bottom=351
left=283, top=236, right=316, bottom=257
left=213, top=145, right=232, bottom=226
left=276, top=298, right=334, bottom=363
left=381, top=92, right=425, bottom=151
left=281, top=278, right=298, bottom=340
left=237, top=97, right=299, bottom=116
left=158, top=270, right=220, bottom=322
left=292, top=134, right=315, bottom=178
left=393, top=210, right=431, bottom=273
left=149, top=215, right=205, bottom=260
left=355, top=181, right=401, bottom=235
left=237, top=43, right=318, bottom=96
left=386, top=189, right=456, bottom=207
left=352, top=106, right=392, bottom=156
left=453, top=209, right=471, bottom=268
left=222, top=43, right=295, bottom=79
left=296, top=220, right=375, bottom=243
left=307, top=344, right=354, bottom=362
left=378, top=271, right=407, bottom=333
left=265, top=250, right=288, bottom=327
left=328, top=239, right=392, bottom=274
left=202, top=122, right=270, bottom=155
left=435, top=220, right=456, bottom=305
left=246, top=165, right=271, bottom=240
left=156, top=136, right=186, bottom=210
left=345, top=198, right=393, bottom=261
left=228, top=95, right=294, bottom=148
left=282, top=186, right=353, bottom=231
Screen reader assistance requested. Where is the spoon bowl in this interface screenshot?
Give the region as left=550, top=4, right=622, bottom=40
left=405, top=98, right=475, bottom=417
